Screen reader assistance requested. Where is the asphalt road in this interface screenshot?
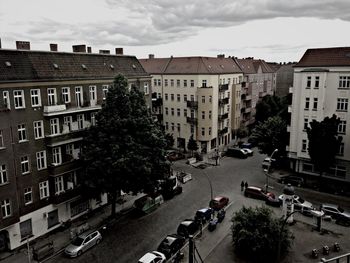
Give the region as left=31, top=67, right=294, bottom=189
left=48, top=152, right=350, bottom=262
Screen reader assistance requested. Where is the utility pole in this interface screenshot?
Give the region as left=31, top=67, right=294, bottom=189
left=189, top=235, right=194, bottom=263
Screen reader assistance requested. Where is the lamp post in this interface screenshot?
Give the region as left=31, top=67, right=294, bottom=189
left=264, top=149, right=278, bottom=193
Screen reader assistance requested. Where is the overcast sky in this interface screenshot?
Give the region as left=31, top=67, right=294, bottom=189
left=1, top=0, right=350, bottom=62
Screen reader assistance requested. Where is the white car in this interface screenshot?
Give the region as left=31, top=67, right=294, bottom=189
left=241, top=148, right=254, bottom=156
left=278, top=194, right=314, bottom=215
left=138, top=251, right=166, bottom=263
left=64, top=230, right=102, bottom=257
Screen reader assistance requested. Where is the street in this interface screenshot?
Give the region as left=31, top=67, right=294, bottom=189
left=47, top=152, right=350, bottom=262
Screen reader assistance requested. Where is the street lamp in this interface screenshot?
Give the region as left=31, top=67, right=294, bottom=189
left=264, top=149, right=278, bottom=193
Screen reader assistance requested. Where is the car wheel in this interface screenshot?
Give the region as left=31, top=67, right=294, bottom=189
left=96, top=238, right=101, bottom=245
left=77, top=250, right=82, bottom=257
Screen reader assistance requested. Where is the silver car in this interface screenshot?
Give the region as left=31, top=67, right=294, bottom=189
left=279, top=194, right=314, bottom=215
left=65, top=230, right=102, bottom=257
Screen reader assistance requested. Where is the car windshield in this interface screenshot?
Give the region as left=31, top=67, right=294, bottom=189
left=71, top=237, right=84, bottom=246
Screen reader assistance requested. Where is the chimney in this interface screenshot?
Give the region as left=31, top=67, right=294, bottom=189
left=115, top=48, right=123, bottom=55
left=72, top=44, right=86, bottom=53
left=99, top=50, right=110, bottom=54
left=148, top=54, right=155, bottom=59
left=217, top=54, right=225, bottom=58
left=87, top=47, right=92, bottom=53
left=50, top=43, right=58, bottom=52
left=16, top=41, right=30, bottom=50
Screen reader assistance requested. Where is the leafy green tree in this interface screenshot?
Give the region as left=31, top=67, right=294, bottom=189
left=187, top=134, right=198, bottom=156
left=250, top=116, right=288, bottom=155
left=164, top=133, right=175, bottom=149
left=231, top=206, right=294, bottom=263
left=306, top=114, right=342, bottom=187
left=81, top=74, right=169, bottom=217
left=255, top=95, right=289, bottom=123
left=236, top=125, right=249, bottom=141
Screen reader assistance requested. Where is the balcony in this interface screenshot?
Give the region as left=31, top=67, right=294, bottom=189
left=152, top=98, right=163, bottom=108
left=43, top=102, right=101, bottom=117
left=44, top=104, right=66, bottom=113
left=219, top=84, right=229, bottom=92
left=218, top=113, right=228, bottom=121
left=50, top=187, right=82, bottom=205
left=186, top=101, right=198, bottom=109
left=289, top=86, right=293, bottom=94
left=200, top=85, right=213, bottom=89
left=218, top=127, right=228, bottom=135
left=45, top=129, right=86, bottom=147
left=219, top=97, right=229, bottom=106
left=186, top=117, right=198, bottom=125
left=48, top=159, right=82, bottom=177
left=288, top=106, right=292, bottom=113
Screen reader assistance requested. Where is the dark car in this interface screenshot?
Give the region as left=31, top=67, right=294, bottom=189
left=157, top=234, right=185, bottom=259
left=320, top=204, right=350, bottom=221
left=195, top=208, right=214, bottom=223
left=335, top=214, right=350, bottom=227
left=176, top=219, right=200, bottom=238
left=226, top=147, right=248, bottom=159
left=278, top=175, right=304, bottom=187
left=244, top=186, right=275, bottom=201
left=209, top=196, right=229, bottom=211
left=265, top=196, right=282, bottom=207
left=166, top=150, right=185, bottom=162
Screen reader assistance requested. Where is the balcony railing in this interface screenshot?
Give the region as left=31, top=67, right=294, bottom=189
left=219, top=84, right=229, bottom=92
left=45, top=129, right=86, bottom=147
left=186, top=117, right=198, bottom=125
left=186, top=101, right=198, bottom=109
left=218, top=127, right=228, bottom=135
left=43, top=103, right=101, bottom=117
left=48, top=159, right=81, bottom=177
left=44, top=104, right=66, bottom=113
left=218, top=113, right=228, bottom=121
left=152, top=98, right=163, bottom=107
left=219, top=97, right=229, bottom=106
left=50, top=187, right=82, bottom=205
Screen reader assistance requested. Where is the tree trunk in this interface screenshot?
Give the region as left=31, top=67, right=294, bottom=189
left=110, top=191, right=117, bottom=217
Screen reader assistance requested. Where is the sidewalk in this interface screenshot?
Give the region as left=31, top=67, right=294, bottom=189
left=0, top=194, right=141, bottom=263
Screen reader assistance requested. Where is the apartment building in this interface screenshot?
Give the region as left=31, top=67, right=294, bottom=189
left=140, top=55, right=243, bottom=153
left=236, top=58, right=276, bottom=128
left=0, top=42, right=151, bottom=250
left=289, top=47, right=350, bottom=185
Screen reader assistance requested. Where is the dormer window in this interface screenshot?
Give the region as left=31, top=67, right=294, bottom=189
left=81, top=64, right=87, bottom=69
left=5, top=61, right=11, bottom=67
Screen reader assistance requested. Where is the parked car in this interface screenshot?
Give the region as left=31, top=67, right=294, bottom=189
left=157, top=234, right=185, bottom=259
left=138, top=251, right=166, bottom=263
left=166, top=150, right=185, bottom=162
left=241, top=148, right=254, bottom=156
left=176, top=219, right=200, bottom=238
left=320, top=204, right=350, bottom=221
left=133, top=194, right=164, bottom=214
left=278, top=175, right=304, bottom=187
left=195, top=208, right=214, bottom=223
left=240, top=142, right=253, bottom=149
left=209, top=196, right=229, bottom=211
left=278, top=194, right=314, bottom=215
left=64, top=231, right=102, bottom=257
left=335, top=214, right=350, bottom=227
left=226, top=147, right=248, bottom=159
left=265, top=196, right=282, bottom=207
left=244, top=186, right=275, bottom=201
left=262, top=157, right=276, bottom=170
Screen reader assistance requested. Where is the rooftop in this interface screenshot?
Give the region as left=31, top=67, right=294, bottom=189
left=295, top=47, right=350, bottom=67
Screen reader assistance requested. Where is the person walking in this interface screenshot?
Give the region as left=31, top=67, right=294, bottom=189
left=240, top=181, right=245, bottom=191
left=244, top=181, right=248, bottom=189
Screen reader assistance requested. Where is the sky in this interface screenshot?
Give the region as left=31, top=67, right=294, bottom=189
left=1, top=0, right=350, bottom=62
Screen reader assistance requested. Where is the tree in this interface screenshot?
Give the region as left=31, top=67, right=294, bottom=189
left=255, top=95, right=289, bottom=123
left=306, top=114, right=342, bottom=187
left=81, top=74, right=169, bottom=217
left=164, top=133, right=175, bottom=149
left=250, top=116, right=288, bottom=155
left=231, top=206, right=294, bottom=263
left=187, top=134, right=198, bottom=156
left=236, top=125, right=249, bottom=141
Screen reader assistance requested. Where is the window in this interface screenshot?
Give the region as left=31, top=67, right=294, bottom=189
left=75, top=86, right=83, bottom=107
left=176, top=80, right=180, bottom=87
left=1, top=199, right=11, bottom=218
left=201, top=128, right=205, bottom=136
left=77, top=114, right=84, bottom=130
left=306, top=76, right=311, bottom=88
left=183, top=80, right=187, bottom=87
left=171, top=123, right=174, bottom=131
left=191, top=125, right=194, bottom=134
left=21, top=156, right=30, bottom=174
left=315, top=76, right=320, bottom=88
left=89, top=86, right=97, bottom=102
left=302, top=139, right=307, bottom=152
left=177, top=123, right=181, bottom=132
left=202, top=111, right=205, bottom=119
left=91, top=112, right=96, bottom=126
left=165, top=122, right=169, bottom=130
left=18, top=124, right=27, bottom=142
left=36, top=151, right=47, bottom=170
left=24, top=187, right=33, bottom=205
left=52, top=147, right=62, bottom=165
left=190, top=80, right=194, bottom=87
left=170, top=79, right=174, bottom=87
left=157, top=79, right=161, bottom=86
left=177, top=108, right=180, bottom=116
left=305, top=97, right=310, bottom=109
left=20, top=219, right=32, bottom=239
left=209, top=111, right=212, bottom=119
left=177, top=94, right=181, bottom=102
left=66, top=144, right=73, bottom=156
left=337, top=98, right=348, bottom=111
left=313, top=98, right=318, bottom=110
left=164, top=79, right=168, bottom=86
left=184, top=95, right=187, bottom=101
left=165, top=107, right=169, bottom=115
left=184, top=109, right=187, bottom=117
left=63, top=116, right=72, bottom=132
left=14, top=90, right=26, bottom=109
left=50, top=118, right=60, bottom=135
left=33, top=120, right=44, bottom=139
left=209, top=96, right=212, bottom=103
left=190, top=95, right=194, bottom=101
left=102, top=85, right=109, bottom=100
left=171, top=94, right=174, bottom=101
left=303, top=118, right=308, bottom=130
left=3, top=91, right=10, bottom=109
left=39, top=181, right=49, bottom=199
left=0, top=130, right=4, bottom=148
left=338, top=120, right=346, bottom=134
left=202, top=80, right=207, bottom=87
left=47, top=88, right=56, bottom=106
left=339, top=76, right=350, bottom=88
left=165, top=94, right=168, bottom=101
left=337, top=143, right=344, bottom=156
left=153, top=79, right=157, bottom=86
left=143, top=83, right=149, bottom=95
left=171, top=108, right=174, bottom=116
left=209, top=127, right=212, bottom=135
left=30, top=89, right=41, bottom=107
left=202, top=96, right=205, bottom=103
left=0, top=164, right=8, bottom=185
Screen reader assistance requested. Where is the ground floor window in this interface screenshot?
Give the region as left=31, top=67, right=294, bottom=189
left=20, top=219, right=32, bottom=240
left=302, top=162, right=313, bottom=173
left=327, top=165, right=347, bottom=179
left=70, top=199, right=89, bottom=217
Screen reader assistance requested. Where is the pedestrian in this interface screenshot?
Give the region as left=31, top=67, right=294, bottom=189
left=245, top=181, right=248, bottom=189
left=240, top=181, right=244, bottom=191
